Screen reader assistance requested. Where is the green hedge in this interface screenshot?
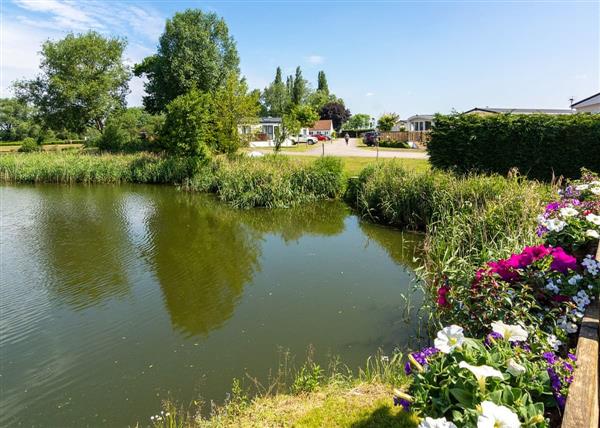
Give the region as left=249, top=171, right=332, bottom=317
left=427, top=113, right=600, bottom=180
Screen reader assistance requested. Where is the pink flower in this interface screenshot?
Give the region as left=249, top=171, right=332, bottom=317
left=437, top=285, right=450, bottom=307
left=487, top=260, right=520, bottom=282
left=550, top=248, right=578, bottom=273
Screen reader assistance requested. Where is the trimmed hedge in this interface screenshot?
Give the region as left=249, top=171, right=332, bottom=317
left=427, top=113, right=600, bottom=180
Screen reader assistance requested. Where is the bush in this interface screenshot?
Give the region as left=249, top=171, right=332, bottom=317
left=379, top=138, right=409, bottom=149
left=97, top=107, right=164, bottom=152
left=160, top=89, right=213, bottom=158
left=18, top=137, right=40, bottom=152
left=428, top=113, right=600, bottom=181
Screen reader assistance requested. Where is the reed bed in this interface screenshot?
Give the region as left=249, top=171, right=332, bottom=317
left=0, top=152, right=345, bottom=208
left=349, top=162, right=550, bottom=291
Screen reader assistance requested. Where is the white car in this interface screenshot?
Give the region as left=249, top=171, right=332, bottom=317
left=293, top=134, right=318, bottom=145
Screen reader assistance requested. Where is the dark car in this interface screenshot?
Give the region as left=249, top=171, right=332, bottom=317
left=363, top=131, right=379, bottom=146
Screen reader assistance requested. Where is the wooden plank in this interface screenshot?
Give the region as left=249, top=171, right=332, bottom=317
left=561, top=285, right=599, bottom=427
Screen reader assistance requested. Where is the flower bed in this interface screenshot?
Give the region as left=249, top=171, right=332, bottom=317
left=395, top=170, right=600, bottom=427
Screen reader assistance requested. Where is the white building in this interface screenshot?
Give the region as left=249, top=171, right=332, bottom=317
left=239, top=117, right=294, bottom=147
left=309, top=119, right=334, bottom=137
left=406, top=114, right=434, bottom=132
left=571, top=92, right=600, bottom=113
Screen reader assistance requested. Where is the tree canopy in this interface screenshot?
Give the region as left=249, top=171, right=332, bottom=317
left=377, top=113, right=400, bottom=131
left=13, top=31, right=130, bottom=133
left=261, top=67, right=291, bottom=117
left=319, top=102, right=351, bottom=131
left=0, top=98, right=33, bottom=141
left=291, top=66, right=308, bottom=105
left=342, top=113, right=372, bottom=130
left=134, top=9, right=240, bottom=113
left=317, top=71, right=329, bottom=94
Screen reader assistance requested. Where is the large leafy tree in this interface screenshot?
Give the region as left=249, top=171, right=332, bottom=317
left=290, top=104, right=318, bottom=129
left=13, top=31, right=130, bottom=133
left=319, top=102, right=351, bottom=131
left=261, top=67, right=291, bottom=117
left=342, top=113, right=371, bottom=130
left=213, top=74, right=260, bottom=154
left=160, top=88, right=214, bottom=157
left=134, top=9, right=240, bottom=113
left=0, top=98, right=33, bottom=141
left=377, top=113, right=400, bottom=131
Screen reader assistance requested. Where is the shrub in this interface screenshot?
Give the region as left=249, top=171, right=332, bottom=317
left=160, top=89, right=214, bottom=158
left=428, top=113, right=600, bottom=181
left=18, top=137, right=41, bottom=152
left=379, top=138, right=409, bottom=149
left=97, top=107, right=164, bottom=152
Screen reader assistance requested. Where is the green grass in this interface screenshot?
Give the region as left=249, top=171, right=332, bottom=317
left=347, top=162, right=550, bottom=322
left=291, top=156, right=430, bottom=176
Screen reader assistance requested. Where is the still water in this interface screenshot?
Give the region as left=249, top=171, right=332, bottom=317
left=0, top=184, right=423, bottom=427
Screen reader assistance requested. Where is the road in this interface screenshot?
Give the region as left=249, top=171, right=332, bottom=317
left=255, top=138, right=429, bottom=159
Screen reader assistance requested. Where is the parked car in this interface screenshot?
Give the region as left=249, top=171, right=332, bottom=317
left=363, top=131, right=379, bottom=146
left=293, top=135, right=318, bottom=145
left=314, top=134, right=328, bottom=141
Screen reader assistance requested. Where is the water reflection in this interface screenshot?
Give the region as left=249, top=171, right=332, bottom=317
left=34, top=186, right=133, bottom=309
left=359, top=222, right=423, bottom=270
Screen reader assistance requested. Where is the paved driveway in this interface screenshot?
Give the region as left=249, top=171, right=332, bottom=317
left=257, top=138, right=429, bottom=159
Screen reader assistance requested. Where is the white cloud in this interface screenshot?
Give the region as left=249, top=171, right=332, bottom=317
left=306, top=55, right=324, bottom=65
left=365, top=92, right=374, bottom=97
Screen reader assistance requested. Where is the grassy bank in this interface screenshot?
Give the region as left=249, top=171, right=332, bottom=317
left=150, top=353, right=418, bottom=428
left=0, top=152, right=346, bottom=208
left=348, top=162, right=550, bottom=305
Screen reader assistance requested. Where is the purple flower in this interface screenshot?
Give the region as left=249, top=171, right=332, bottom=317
left=543, top=352, right=558, bottom=365
left=547, top=367, right=561, bottom=391
left=554, top=393, right=566, bottom=410
left=567, top=353, right=577, bottom=362
left=550, top=248, right=578, bottom=274
left=513, top=341, right=531, bottom=352
left=393, top=397, right=410, bottom=411
left=485, top=332, right=503, bottom=346
left=545, top=202, right=560, bottom=213
left=563, top=362, right=574, bottom=372
left=421, top=347, right=439, bottom=357
left=404, top=362, right=412, bottom=375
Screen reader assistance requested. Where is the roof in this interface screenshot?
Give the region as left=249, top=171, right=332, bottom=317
left=571, top=92, right=600, bottom=108
left=406, top=114, right=434, bottom=121
left=260, top=117, right=282, bottom=124
left=464, top=107, right=573, bottom=115
left=310, top=119, right=334, bottom=131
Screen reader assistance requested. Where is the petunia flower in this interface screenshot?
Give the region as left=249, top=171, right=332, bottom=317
left=459, top=361, right=503, bottom=393
left=418, top=416, right=457, bottom=428
left=477, top=401, right=521, bottom=428
left=491, top=321, right=528, bottom=342
left=433, top=325, right=465, bottom=354
left=506, top=359, right=526, bottom=376
left=586, top=213, right=600, bottom=226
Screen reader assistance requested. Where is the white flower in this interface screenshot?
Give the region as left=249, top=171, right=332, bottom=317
left=506, top=359, right=526, bottom=376
left=434, top=325, right=465, bottom=354
left=573, top=290, right=590, bottom=311
left=560, top=207, right=578, bottom=217
left=591, top=187, right=600, bottom=195
left=558, top=315, right=578, bottom=334
left=477, top=401, right=521, bottom=427
left=459, top=361, right=503, bottom=392
left=586, top=213, right=600, bottom=226
left=491, top=321, right=529, bottom=342
left=568, top=274, right=583, bottom=286
left=544, top=218, right=566, bottom=232
left=547, top=334, right=562, bottom=351
left=575, top=184, right=589, bottom=191
left=545, top=279, right=559, bottom=294
left=586, top=229, right=600, bottom=239
left=418, top=416, right=457, bottom=428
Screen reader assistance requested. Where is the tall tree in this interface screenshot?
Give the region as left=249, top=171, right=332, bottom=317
left=319, top=102, right=351, bottom=131
left=377, top=113, right=400, bottom=131
left=342, top=113, right=371, bottom=130
left=291, top=66, right=308, bottom=105
left=13, top=31, right=130, bottom=133
left=261, top=66, right=290, bottom=117
left=134, top=9, right=240, bottom=113
left=0, top=98, right=33, bottom=141
left=286, top=75, right=294, bottom=99
left=317, top=71, right=329, bottom=94
left=213, top=74, right=260, bottom=154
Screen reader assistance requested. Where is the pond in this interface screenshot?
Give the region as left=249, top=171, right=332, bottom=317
left=0, top=184, right=424, bottom=427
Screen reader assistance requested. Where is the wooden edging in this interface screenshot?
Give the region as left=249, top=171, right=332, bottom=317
left=561, top=298, right=599, bottom=427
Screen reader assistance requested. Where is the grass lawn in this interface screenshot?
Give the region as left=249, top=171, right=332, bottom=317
left=196, top=383, right=417, bottom=428
left=243, top=143, right=317, bottom=153
left=292, top=156, right=430, bottom=176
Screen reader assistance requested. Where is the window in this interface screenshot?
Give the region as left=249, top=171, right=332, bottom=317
left=425, top=121, right=432, bottom=130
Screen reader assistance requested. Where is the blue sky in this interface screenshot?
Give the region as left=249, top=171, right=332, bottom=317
left=1, top=0, right=598, bottom=118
